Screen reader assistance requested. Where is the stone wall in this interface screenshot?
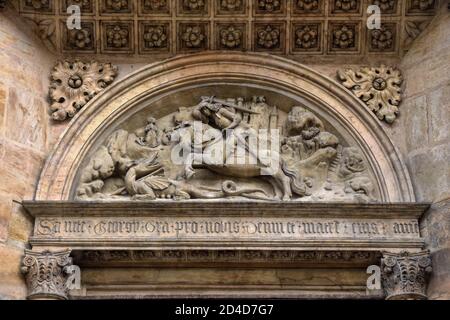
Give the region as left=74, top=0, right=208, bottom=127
left=0, top=2, right=448, bottom=300
left=0, top=6, right=55, bottom=299
left=396, top=2, right=450, bottom=299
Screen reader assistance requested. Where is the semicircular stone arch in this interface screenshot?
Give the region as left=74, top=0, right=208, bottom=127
left=35, top=52, right=415, bottom=203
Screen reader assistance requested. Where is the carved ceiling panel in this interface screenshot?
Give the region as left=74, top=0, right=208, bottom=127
left=7, top=0, right=440, bottom=59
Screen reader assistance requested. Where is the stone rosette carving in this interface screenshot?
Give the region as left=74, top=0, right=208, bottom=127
left=219, top=25, right=243, bottom=49
left=76, top=95, right=377, bottom=203
left=257, top=0, right=281, bottom=12
left=256, top=25, right=281, bottom=49
left=143, top=0, right=167, bottom=11
left=296, top=0, right=320, bottom=12
left=371, top=0, right=398, bottom=13
left=49, top=60, right=118, bottom=121
left=21, top=249, right=77, bottom=300
left=106, top=25, right=129, bottom=48
left=332, top=0, right=359, bottom=13
left=143, top=25, right=168, bottom=49
left=337, top=66, right=402, bottom=123
left=370, top=24, right=395, bottom=51
left=66, top=0, right=93, bottom=12
left=66, top=23, right=94, bottom=51
left=220, top=0, right=243, bottom=11
left=332, top=24, right=356, bottom=49
left=183, top=0, right=205, bottom=11
left=381, top=251, right=432, bottom=300
left=411, top=0, right=435, bottom=11
left=181, top=25, right=206, bottom=49
left=105, top=0, right=129, bottom=11
left=294, top=24, right=319, bottom=50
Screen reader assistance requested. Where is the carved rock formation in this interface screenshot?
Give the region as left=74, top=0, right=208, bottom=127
left=76, top=96, right=377, bottom=202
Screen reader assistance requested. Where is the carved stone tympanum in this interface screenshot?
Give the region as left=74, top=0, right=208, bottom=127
left=49, top=60, right=118, bottom=121
left=338, top=66, right=402, bottom=124
left=21, top=249, right=78, bottom=300
left=381, top=251, right=432, bottom=300
left=76, top=96, right=377, bottom=202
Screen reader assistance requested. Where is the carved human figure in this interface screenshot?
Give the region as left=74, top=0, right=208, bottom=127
left=75, top=96, right=378, bottom=202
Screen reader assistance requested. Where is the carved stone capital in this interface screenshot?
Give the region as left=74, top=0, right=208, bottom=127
left=21, top=249, right=76, bottom=300
left=381, top=250, right=432, bottom=300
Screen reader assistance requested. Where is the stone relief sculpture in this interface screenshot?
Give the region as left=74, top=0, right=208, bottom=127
left=337, top=65, right=402, bottom=124
left=49, top=60, right=118, bottom=121
left=76, top=96, right=377, bottom=202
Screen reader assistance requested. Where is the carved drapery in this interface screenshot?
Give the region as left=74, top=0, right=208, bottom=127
left=21, top=249, right=79, bottom=300
left=381, top=251, right=432, bottom=300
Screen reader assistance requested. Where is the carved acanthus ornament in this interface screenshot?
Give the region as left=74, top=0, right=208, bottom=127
left=21, top=249, right=79, bottom=300
left=337, top=66, right=402, bottom=124
left=381, top=251, right=432, bottom=300
left=49, top=60, right=118, bottom=121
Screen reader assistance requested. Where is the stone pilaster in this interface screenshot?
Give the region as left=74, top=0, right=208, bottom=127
left=21, top=249, right=78, bottom=300
left=381, top=251, right=432, bottom=300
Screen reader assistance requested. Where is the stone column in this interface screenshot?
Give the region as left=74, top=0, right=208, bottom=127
left=21, top=249, right=79, bottom=300
left=381, top=251, right=432, bottom=300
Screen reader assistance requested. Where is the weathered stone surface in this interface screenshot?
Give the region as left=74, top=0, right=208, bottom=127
left=402, top=95, right=429, bottom=153
left=0, top=244, right=27, bottom=299
left=6, top=88, right=47, bottom=151
left=428, top=84, right=450, bottom=144
left=0, top=194, right=12, bottom=243
left=428, top=248, right=450, bottom=299
left=0, top=82, right=5, bottom=138
left=408, top=143, right=450, bottom=202
left=0, top=6, right=54, bottom=300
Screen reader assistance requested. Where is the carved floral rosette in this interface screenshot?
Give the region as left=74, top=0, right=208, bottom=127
left=21, top=249, right=74, bottom=300
left=381, top=250, right=432, bottom=300
left=337, top=66, right=402, bottom=124
left=49, top=60, right=118, bottom=121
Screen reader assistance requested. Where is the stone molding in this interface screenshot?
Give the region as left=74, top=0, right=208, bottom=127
left=24, top=201, right=428, bottom=251
left=21, top=249, right=77, bottom=300
left=381, top=250, right=432, bottom=300
left=33, top=52, right=415, bottom=203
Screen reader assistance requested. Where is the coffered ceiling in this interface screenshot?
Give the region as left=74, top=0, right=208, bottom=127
left=6, top=0, right=441, bottom=60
